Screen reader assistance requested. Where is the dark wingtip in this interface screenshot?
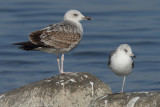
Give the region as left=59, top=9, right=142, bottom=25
left=13, top=42, right=30, bottom=45
left=13, top=43, right=21, bottom=45
left=18, top=46, right=33, bottom=51
left=13, top=41, right=39, bottom=51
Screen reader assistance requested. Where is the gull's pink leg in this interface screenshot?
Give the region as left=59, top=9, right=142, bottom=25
left=60, top=54, right=71, bottom=74
left=56, top=56, right=61, bottom=74
left=120, top=76, right=126, bottom=93
left=60, top=54, right=64, bottom=74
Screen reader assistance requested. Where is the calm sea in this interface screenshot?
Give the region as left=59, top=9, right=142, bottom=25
left=0, top=0, right=160, bottom=93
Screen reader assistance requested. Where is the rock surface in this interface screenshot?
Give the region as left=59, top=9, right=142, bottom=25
left=89, top=91, right=160, bottom=107
left=1, top=72, right=160, bottom=107
left=0, top=72, right=112, bottom=107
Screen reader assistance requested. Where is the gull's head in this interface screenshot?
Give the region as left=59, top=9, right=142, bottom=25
left=64, top=10, right=92, bottom=23
left=117, top=44, right=136, bottom=58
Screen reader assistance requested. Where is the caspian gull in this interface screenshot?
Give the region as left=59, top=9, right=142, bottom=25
left=13, top=9, right=92, bottom=74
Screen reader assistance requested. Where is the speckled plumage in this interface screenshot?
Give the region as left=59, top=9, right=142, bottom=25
left=13, top=9, right=92, bottom=74
left=28, top=21, right=82, bottom=54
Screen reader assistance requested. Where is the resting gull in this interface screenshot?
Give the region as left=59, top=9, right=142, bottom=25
left=13, top=9, right=92, bottom=74
left=108, top=44, right=136, bottom=93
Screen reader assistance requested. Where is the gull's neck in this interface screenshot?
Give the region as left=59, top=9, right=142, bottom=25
left=64, top=19, right=83, bottom=34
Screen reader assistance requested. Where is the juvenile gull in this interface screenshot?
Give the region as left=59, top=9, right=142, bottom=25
left=108, top=44, right=135, bottom=93
left=13, top=9, right=92, bottom=74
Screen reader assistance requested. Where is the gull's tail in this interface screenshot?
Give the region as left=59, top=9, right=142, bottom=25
left=13, top=41, right=40, bottom=51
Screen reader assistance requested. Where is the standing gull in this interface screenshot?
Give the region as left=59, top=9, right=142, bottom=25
left=108, top=44, right=136, bottom=93
left=13, top=10, right=92, bottom=74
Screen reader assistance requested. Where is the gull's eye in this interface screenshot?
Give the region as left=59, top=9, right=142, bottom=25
left=124, top=49, right=128, bottom=53
left=73, top=14, right=78, bottom=16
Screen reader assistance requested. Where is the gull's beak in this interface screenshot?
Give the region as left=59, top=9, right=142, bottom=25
left=130, top=54, right=136, bottom=58
left=83, top=16, right=92, bottom=20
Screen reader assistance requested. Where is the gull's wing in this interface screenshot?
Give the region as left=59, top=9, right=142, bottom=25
left=132, top=60, right=134, bottom=68
left=108, top=50, right=116, bottom=66
left=29, top=21, right=82, bottom=49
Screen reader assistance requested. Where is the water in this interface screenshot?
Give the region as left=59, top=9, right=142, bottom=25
left=0, top=0, right=160, bottom=93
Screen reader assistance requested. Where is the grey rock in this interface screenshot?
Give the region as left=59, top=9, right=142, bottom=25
left=89, top=91, right=160, bottom=107
left=0, top=72, right=112, bottom=107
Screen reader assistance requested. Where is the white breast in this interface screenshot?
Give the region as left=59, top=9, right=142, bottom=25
left=109, top=51, right=133, bottom=76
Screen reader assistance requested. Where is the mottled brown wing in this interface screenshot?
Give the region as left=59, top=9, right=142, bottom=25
left=29, top=21, right=82, bottom=49
left=29, top=30, right=45, bottom=45
left=40, top=31, right=81, bottom=49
